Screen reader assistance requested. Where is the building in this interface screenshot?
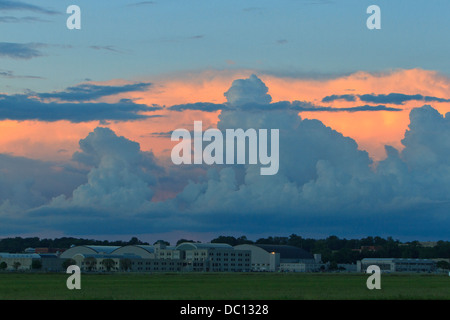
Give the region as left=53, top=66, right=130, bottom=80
left=177, top=242, right=251, bottom=272
left=58, top=242, right=251, bottom=273
left=357, top=258, right=436, bottom=273
left=234, top=244, right=322, bottom=272
left=40, top=254, right=63, bottom=272
left=0, top=253, right=41, bottom=271
left=60, top=245, right=121, bottom=259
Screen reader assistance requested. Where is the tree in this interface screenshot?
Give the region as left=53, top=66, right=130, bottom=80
left=119, top=258, right=132, bottom=272
left=31, top=259, right=42, bottom=270
left=436, top=261, right=450, bottom=270
left=211, top=235, right=253, bottom=246
left=84, top=257, right=97, bottom=271
left=328, top=261, right=338, bottom=271
left=128, top=237, right=148, bottom=245
left=102, top=259, right=116, bottom=272
left=153, top=240, right=170, bottom=246
left=176, top=239, right=198, bottom=246
left=13, top=261, right=21, bottom=271
left=62, top=258, right=76, bottom=270
left=0, top=262, right=7, bottom=270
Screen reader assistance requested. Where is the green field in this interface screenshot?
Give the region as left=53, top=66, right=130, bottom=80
left=0, top=272, right=448, bottom=300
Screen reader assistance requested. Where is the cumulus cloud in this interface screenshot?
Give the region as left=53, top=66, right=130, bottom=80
left=0, top=154, right=86, bottom=211
left=50, top=127, right=160, bottom=212
left=168, top=75, right=402, bottom=113
left=161, top=77, right=450, bottom=238
left=224, top=74, right=272, bottom=106
left=1, top=75, right=449, bottom=239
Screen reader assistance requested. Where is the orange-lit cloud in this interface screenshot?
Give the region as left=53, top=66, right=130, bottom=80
left=1, top=68, right=449, bottom=162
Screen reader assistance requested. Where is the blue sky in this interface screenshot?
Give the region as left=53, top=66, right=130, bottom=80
left=2, top=0, right=450, bottom=93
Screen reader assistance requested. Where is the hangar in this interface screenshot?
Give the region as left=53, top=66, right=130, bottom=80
left=59, top=245, right=121, bottom=259
left=234, top=244, right=322, bottom=272
left=59, top=242, right=251, bottom=272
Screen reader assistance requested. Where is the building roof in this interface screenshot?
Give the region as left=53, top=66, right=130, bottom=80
left=0, top=253, right=41, bottom=259
left=176, top=243, right=233, bottom=251
left=39, top=254, right=59, bottom=259
left=136, top=245, right=155, bottom=253
left=110, top=245, right=155, bottom=255
left=84, top=246, right=121, bottom=254
left=361, top=258, right=434, bottom=263
left=254, top=244, right=314, bottom=260
left=74, top=254, right=139, bottom=259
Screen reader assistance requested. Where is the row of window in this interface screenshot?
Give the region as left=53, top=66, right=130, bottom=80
left=192, top=251, right=250, bottom=257
left=134, top=261, right=183, bottom=266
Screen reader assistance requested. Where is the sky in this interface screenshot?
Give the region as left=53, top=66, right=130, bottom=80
left=0, top=0, right=449, bottom=244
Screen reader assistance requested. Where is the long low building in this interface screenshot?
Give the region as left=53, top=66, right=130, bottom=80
left=59, top=242, right=252, bottom=273
left=234, top=244, right=322, bottom=272
left=0, top=253, right=41, bottom=271
left=357, top=258, right=436, bottom=273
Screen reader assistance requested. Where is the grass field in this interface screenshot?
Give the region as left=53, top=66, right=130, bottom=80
left=0, top=272, right=449, bottom=300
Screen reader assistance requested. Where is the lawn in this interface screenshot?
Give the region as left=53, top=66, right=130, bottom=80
left=0, top=272, right=448, bottom=300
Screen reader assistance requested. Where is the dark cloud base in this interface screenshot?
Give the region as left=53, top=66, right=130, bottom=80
left=0, top=82, right=160, bottom=122
left=4, top=203, right=448, bottom=241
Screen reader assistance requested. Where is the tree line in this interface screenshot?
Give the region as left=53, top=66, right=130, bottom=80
left=210, top=235, right=450, bottom=264
left=0, top=236, right=149, bottom=253
left=1, top=234, right=449, bottom=265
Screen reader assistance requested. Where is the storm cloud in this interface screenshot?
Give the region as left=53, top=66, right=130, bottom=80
left=1, top=75, right=449, bottom=239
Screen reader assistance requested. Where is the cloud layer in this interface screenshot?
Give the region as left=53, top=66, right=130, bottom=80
left=0, top=42, right=45, bottom=59
left=0, top=83, right=161, bottom=122
left=322, top=93, right=450, bottom=105
left=38, top=83, right=152, bottom=102
left=0, top=0, right=58, bottom=15
left=0, top=75, right=449, bottom=239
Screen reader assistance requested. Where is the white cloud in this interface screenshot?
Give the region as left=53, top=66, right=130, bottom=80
left=1, top=75, right=449, bottom=238
left=51, top=127, right=159, bottom=212
left=224, top=74, right=272, bottom=106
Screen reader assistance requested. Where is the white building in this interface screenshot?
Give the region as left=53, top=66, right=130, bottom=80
left=59, top=242, right=251, bottom=273
left=176, top=242, right=251, bottom=272
left=357, top=258, right=436, bottom=273
left=234, top=244, right=322, bottom=272
left=0, top=253, right=41, bottom=271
